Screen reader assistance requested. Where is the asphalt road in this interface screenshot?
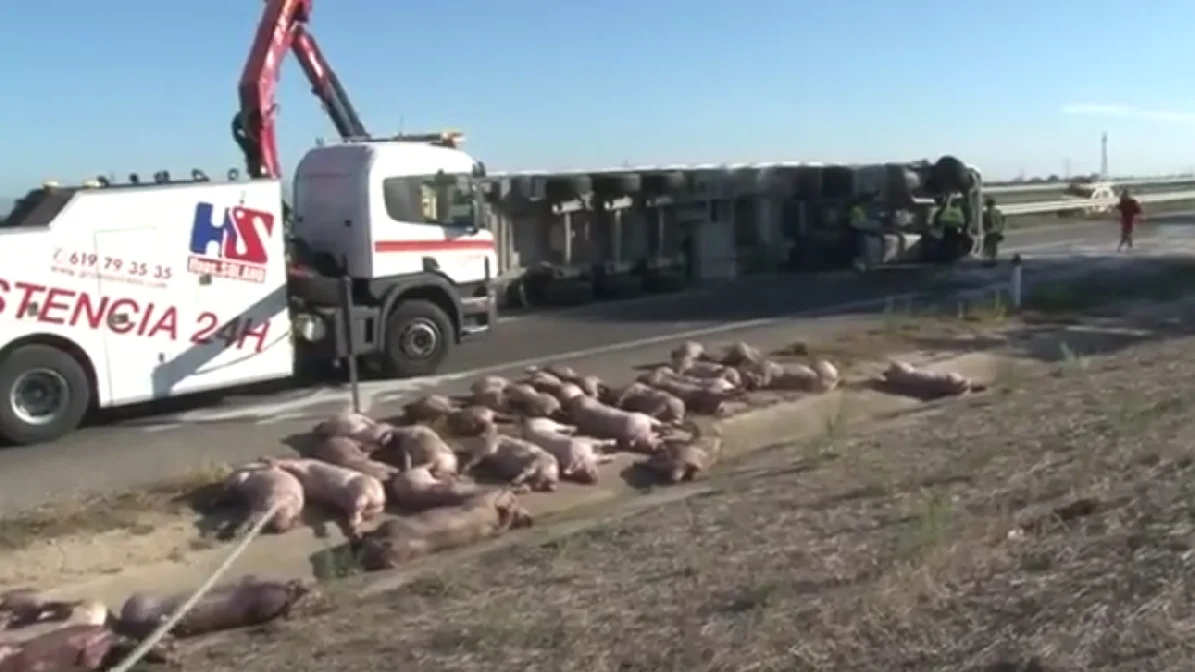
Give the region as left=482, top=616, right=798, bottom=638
left=0, top=213, right=1189, bottom=512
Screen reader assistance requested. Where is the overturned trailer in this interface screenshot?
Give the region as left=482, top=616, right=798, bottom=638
left=479, top=155, right=983, bottom=306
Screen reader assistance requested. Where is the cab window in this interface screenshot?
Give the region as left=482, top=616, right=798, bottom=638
left=382, top=174, right=476, bottom=227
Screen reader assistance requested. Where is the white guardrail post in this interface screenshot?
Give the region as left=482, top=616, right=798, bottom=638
left=998, top=189, right=1195, bottom=217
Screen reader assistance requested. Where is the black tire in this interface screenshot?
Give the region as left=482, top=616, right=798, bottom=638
left=0, top=344, right=90, bottom=445
left=381, top=300, right=454, bottom=378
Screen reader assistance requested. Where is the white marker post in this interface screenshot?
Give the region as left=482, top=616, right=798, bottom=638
left=1010, top=253, right=1024, bottom=310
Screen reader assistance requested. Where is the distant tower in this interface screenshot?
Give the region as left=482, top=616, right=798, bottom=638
left=1100, top=132, right=1109, bottom=179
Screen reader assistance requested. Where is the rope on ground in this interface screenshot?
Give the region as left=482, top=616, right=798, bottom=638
left=109, top=501, right=282, bottom=672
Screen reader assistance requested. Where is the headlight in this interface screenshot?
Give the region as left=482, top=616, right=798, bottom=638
left=293, top=313, right=327, bottom=342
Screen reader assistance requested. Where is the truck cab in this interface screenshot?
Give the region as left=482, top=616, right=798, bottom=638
left=287, top=134, right=498, bottom=378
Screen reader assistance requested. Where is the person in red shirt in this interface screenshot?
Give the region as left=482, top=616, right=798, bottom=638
left=1116, top=189, right=1142, bottom=252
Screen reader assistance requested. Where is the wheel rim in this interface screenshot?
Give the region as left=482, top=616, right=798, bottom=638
left=399, top=319, right=440, bottom=360
left=10, top=368, right=69, bottom=426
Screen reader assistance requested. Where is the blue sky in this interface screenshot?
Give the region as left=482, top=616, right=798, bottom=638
left=3, top=0, right=1195, bottom=197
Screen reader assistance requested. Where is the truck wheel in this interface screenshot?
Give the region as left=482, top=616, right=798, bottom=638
left=0, top=344, right=91, bottom=445
left=381, top=300, right=453, bottom=378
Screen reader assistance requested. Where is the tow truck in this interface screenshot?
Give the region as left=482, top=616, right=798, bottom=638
left=0, top=0, right=497, bottom=445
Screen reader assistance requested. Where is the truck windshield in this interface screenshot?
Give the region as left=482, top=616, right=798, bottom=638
left=420, top=174, right=477, bottom=228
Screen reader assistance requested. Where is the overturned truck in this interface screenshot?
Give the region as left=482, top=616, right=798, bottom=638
left=481, top=155, right=983, bottom=307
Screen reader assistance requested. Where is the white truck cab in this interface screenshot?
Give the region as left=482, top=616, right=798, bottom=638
left=0, top=135, right=497, bottom=445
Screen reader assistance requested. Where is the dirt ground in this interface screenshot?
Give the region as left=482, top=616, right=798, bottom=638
left=171, top=293, right=1195, bottom=671
left=7, top=262, right=1195, bottom=671
left=0, top=307, right=1017, bottom=593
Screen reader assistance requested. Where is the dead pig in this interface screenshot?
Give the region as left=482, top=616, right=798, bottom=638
left=670, top=341, right=707, bottom=366
left=304, top=435, right=397, bottom=482
left=458, top=431, right=561, bottom=492
left=0, top=600, right=111, bottom=646
left=505, top=383, right=562, bottom=417
left=469, top=376, right=512, bottom=412
left=542, top=364, right=605, bottom=397
left=637, top=369, right=737, bottom=415
left=638, top=438, right=721, bottom=484
left=266, top=457, right=385, bottom=536
left=0, top=591, right=56, bottom=629
left=766, top=359, right=839, bottom=392
left=446, top=406, right=510, bottom=437
left=354, top=490, right=533, bottom=570
left=672, top=356, right=743, bottom=388
left=387, top=466, right=487, bottom=512
left=402, top=394, right=459, bottom=423
left=564, top=395, right=665, bottom=453
left=520, top=369, right=566, bottom=396
left=718, top=341, right=763, bottom=367
left=215, top=462, right=306, bottom=537
left=0, top=625, right=173, bottom=672
left=119, top=576, right=314, bottom=639
left=881, top=360, right=971, bottom=398
left=379, top=424, right=459, bottom=476
left=520, top=417, right=616, bottom=484
left=615, top=382, right=686, bottom=423
left=311, top=412, right=392, bottom=446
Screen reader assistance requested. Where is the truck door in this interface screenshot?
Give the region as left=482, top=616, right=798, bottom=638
left=168, top=200, right=295, bottom=395
left=375, top=176, right=494, bottom=283
left=93, top=228, right=184, bottom=404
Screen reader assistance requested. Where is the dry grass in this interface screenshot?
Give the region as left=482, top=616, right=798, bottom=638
left=776, top=293, right=1013, bottom=366
left=0, top=466, right=228, bottom=552
left=177, top=322, right=1195, bottom=671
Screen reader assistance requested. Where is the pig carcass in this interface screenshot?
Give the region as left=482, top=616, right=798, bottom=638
left=469, top=376, right=512, bottom=412
left=216, top=462, right=306, bottom=537
left=311, top=412, right=393, bottom=446
left=541, top=364, right=605, bottom=397
left=0, top=600, right=110, bottom=646
left=265, top=458, right=385, bottom=536
left=881, top=360, right=972, bottom=398
left=637, top=368, right=738, bottom=415
left=670, top=341, right=707, bottom=367
left=119, top=576, right=313, bottom=639
left=638, top=438, right=721, bottom=484
left=354, top=490, right=533, bottom=570
left=458, top=431, right=561, bottom=492
left=521, top=369, right=565, bottom=396
left=387, top=466, right=487, bottom=512
left=304, top=435, right=397, bottom=482
left=505, top=383, right=562, bottom=417
left=564, top=395, right=665, bottom=453
left=0, top=625, right=172, bottom=672
left=614, top=382, right=686, bottom=423
left=718, top=341, right=762, bottom=367
left=520, top=417, right=615, bottom=484
left=379, top=424, right=459, bottom=476
left=672, top=356, right=743, bottom=388
left=446, top=406, right=508, bottom=437
left=402, top=394, right=458, bottom=423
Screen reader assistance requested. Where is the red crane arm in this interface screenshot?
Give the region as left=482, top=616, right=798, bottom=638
left=233, top=0, right=367, bottom=179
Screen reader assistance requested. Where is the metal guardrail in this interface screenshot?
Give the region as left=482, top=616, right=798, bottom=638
left=987, top=176, right=1195, bottom=195
left=1001, top=190, right=1195, bottom=216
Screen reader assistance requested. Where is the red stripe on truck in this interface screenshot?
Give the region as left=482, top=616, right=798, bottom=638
left=374, top=239, right=495, bottom=253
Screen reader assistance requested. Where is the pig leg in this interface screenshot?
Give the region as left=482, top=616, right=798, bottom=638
left=589, top=438, right=618, bottom=454
left=510, top=464, right=555, bottom=492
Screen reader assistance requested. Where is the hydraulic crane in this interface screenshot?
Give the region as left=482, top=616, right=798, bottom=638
left=232, top=0, right=368, bottom=179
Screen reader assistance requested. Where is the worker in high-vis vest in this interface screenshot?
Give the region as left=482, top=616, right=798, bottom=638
left=928, top=195, right=966, bottom=261
left=937, top=197, right=965, bottom=230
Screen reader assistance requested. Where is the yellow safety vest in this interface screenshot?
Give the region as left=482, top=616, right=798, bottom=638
left=849, top=206, right=868, bottom=229
left=938, top=204, right=964, bottom=226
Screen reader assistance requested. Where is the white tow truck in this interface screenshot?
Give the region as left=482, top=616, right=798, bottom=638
left=0, top=0, right=497, bottom=444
